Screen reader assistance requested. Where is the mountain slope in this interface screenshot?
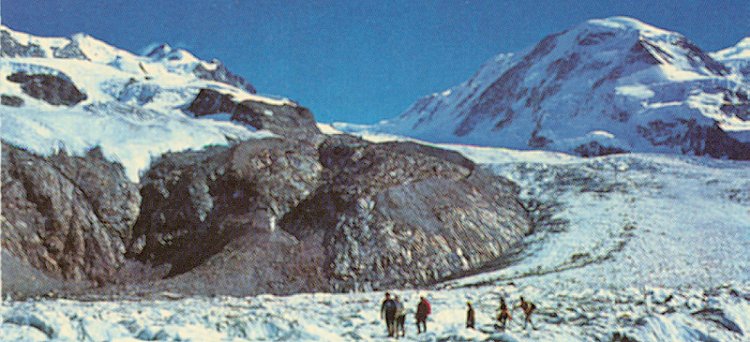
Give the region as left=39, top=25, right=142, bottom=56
left=712, top=37, right=750, bottom=82
left=0, top=25, right=289, bottom=181
left=342, top=17, right=750, bottom=159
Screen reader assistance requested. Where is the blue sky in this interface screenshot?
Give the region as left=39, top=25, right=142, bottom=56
left=2, top=0, right=748, bottom=123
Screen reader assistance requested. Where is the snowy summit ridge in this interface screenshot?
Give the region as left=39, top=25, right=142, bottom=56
left=0, top=25, right=279, bottom=180
left=341, top=16, right=750, bottom=159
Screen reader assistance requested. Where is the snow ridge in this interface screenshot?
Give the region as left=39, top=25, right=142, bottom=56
left=0, top=26, right=281, bottom=181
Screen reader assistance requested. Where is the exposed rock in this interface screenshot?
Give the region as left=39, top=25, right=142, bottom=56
left=1, top=251, right=69, bottom=298
left=1, top=143, right=140, bottom=289
left=187, top=88, right=322, bottom=142
left=193, top=61, right=257, bottom=93
left=283, top=135, right=531, bottom=292
left=129, top=139, right=323, bottom=278
left=637, top=119, right=750, bottom=159
left=121, top=134, right=531, bottom=295
left=1, top=94, right=24, bottom=107
left=1, top=29, right=46, bottom=57
left=575, top=141, right=629, bottom=157
left=6, top=72, right=87, bottom=106
left=51, top=41, right=89, bottom=60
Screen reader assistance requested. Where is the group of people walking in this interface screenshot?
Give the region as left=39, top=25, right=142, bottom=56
left=380, top=293, right=432, bottom=338
left=380, top=292, right=536, bottom=338
left=490, top=296, right=536, bottom=330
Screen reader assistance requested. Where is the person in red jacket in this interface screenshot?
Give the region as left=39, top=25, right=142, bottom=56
left=415, top=296, right=431, bottom=334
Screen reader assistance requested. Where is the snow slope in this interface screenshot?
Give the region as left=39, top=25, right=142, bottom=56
left=0, top=26, right=287, bottom=181
left=4, top=133, right=748, bottom=341
left=339, top=17, right=750, bottom=158
left=713, top=37, right=750, bottom=82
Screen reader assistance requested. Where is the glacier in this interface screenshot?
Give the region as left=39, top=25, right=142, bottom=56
left=3, top=134, right=748, bottom=341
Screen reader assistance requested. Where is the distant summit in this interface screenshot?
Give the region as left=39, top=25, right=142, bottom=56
left=0, top=26, right=256, bottom=93
left=339, top=17, right=750, bottom=159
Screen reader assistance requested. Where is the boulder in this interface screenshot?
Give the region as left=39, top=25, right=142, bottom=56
left=6, top=72, right=87, bottom=106
left=186, top=88, right=322, bottom=143
left=1, top=94, right=24, bottom=107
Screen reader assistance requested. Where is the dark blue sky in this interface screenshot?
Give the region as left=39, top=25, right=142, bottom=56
left=3, top=0, right=748, bottom=123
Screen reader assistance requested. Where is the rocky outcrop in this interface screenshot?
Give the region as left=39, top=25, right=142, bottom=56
left=637, top=119, right=750, bottom=160
left=1, top=29, right=46, bottom=58
left=6, top=72, right=87, bottom=106
left=129, top=139, right=323, bottom=278
left=193, top=62, right=257, bottom=94
left=574, top=141, right=629, bottom=157
left=1, top=94, right=24, bottom=107
left=187, top=88, right=322, bottom=142
left=1, top=143, right=140, bottom=289
left=283, top=135, right=530, bottom=291
left=125, top=134, right=531, bottom=295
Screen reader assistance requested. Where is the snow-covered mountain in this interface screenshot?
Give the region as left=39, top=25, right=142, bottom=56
left=0, top=25, right=289, bottom=181
left=713, top=37, right=750, bottom=82
left=2, top=22, right=748, bottom=342
left=339, top=17, right=750, bottom=159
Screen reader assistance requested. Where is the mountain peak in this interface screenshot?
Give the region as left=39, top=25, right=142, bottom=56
left=582, top=16, right=671, bottom=34
left=144, top=43, right=170, bottom=56
left=358, top=17, right=750, bottom=160
left=145, top=43, right=200, bottom=63
left=713, top=37, right=750, bottom=61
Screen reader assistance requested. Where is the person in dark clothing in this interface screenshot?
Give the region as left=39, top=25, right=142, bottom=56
left=497, top=297, right=512, bottom=330
left=381, top=292, right=398, bottom=337
left=415, top=296, right=431, bottom=334
left=394, top=295, right=406, bottom=338
left=466, top=301, right=476, bottom=329
left=515, top=296, right=536, bottom=329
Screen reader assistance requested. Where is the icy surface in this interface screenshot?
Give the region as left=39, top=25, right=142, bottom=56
left=3, top=141, right=748, bottom=341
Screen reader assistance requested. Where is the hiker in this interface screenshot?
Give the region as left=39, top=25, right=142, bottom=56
left=515, top=296, right=536, bottom=329
left=466, top=301, right=475, bottom=329
left=415, top=295, right=431, bottom=334
left=381, top=292, right=398, bottom=337
left=497, top=297, right=512, bottom=330
left=395, top=295, right=406, bottom=337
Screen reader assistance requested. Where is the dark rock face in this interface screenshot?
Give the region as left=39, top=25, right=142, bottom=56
left=1, top=29, right=87, bottom=59
left=1, top=30, right=46, bottom=57
left=193, top=62, right=257, bottom=94
left=51, top=41, right=89, bottom=60
left=7, top=72, right=87, bottom=106
left=187, top=88, right=322, bottom=142
left=637, top=119, right=750, bottom=160
left=574, top=141, right=629, bottom=157
left=1, top=94, right=24, bottom=107
left=1, top=143, right=141, bottom=287
left=286, top=135, right=530, bottom=291
left=129, top=139, right=323, bottom=278
left=128, top=133, right=531, bottom=295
